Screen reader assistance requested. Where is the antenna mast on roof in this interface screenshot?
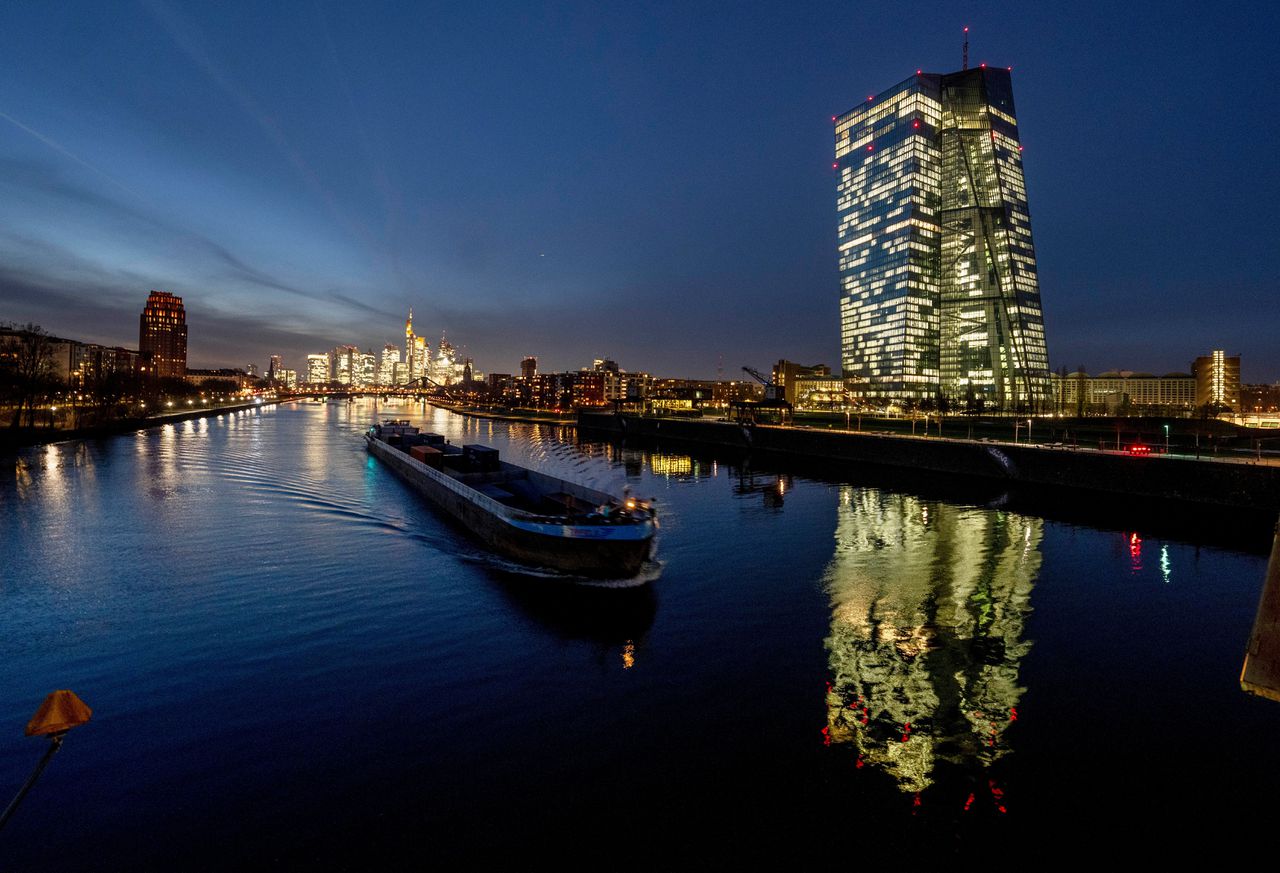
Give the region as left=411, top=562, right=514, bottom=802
left=962, top=26, right=969, bottom=70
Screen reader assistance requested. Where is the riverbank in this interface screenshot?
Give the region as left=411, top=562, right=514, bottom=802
left=430, top=402, right=576, bottom=426
left=0, top=399, right=285, bottom=452
left=578, top=411, right=1280, bottom=516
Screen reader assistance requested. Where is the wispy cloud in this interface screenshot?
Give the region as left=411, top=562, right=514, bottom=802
left=141, top=0, right=391, bottom=270
left=0, top=110, right=142, bottom=200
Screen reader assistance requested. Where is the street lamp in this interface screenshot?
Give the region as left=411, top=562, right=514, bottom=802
left=1163, top=424, right=1170, bottom=454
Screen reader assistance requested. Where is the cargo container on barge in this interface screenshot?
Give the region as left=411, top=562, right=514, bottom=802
left=365, top=420, right=656, bottom=578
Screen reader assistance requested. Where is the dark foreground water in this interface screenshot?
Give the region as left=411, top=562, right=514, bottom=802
left=1, top=399, right=1276, bottom=867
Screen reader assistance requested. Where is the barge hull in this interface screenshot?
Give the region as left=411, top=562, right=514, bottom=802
left=368, top=437, right=651, bottom=577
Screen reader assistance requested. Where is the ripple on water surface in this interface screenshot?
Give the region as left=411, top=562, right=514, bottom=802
left=0, top=400, right=1276, bottom=867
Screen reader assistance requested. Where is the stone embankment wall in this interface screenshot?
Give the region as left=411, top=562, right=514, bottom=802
left=578, top=413, right=1280, bottom=513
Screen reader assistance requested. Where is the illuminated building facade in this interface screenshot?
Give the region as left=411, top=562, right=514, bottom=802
left=138, top=290, right=188, bottom=379
left=434, top=335, right=460, bottom=386
left=356, top=351, right=376, bottom=388
left=305, top=354, right=329, bottom=385
left=835, top=67, right=1050, bottom=409
left=772, top=360, right=833, bottom=406
left=1051, top=370, right=1195, bottom=415
left=379, top=344, right=400, bottom=386
left=404, top=310, right=428, bottom=384
left=1192, top=350, right=1240, bottom=411
left=331, top=345, right=358, bottom=385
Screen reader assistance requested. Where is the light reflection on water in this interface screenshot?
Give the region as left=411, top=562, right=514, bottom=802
left=823, top=488, right=1038, bottom=797
left=0, top=398, right=1275, bottom=865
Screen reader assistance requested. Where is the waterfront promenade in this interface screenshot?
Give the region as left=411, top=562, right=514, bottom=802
left=0, top=398, right=285, bottom=451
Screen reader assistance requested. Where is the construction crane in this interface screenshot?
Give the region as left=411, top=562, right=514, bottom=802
left=741, top=366, right=784, bottom=402
left=734, top=366, right=792, bottom=425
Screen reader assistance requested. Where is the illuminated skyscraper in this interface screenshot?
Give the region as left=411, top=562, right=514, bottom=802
left=404, top=310, right=429, bottom=385
left=305, top=354, right=329, bottom=385
left=835, top=66, right=1050, bottom=410
left=138, top=290, right=187, bottom=379
left=378, top=344, right=400, bottom=386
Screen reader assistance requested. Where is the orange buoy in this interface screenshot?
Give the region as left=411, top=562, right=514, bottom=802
left=24, top=690, right=92, bottom=737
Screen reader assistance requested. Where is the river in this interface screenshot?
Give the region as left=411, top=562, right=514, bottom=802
left=1, top=398, right=1275, bottom=866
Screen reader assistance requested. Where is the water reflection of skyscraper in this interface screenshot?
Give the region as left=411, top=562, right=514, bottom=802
left=824, top=487, right=1041, bottom=795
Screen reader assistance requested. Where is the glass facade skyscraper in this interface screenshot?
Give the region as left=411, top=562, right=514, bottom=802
left=836, top=67, right=1050, bottom=410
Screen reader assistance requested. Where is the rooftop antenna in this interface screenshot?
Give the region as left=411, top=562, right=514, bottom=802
left=962, top=26, right=969, bottom=70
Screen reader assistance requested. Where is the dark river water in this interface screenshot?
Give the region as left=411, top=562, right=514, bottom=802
left=1, top=399, right=1276, bottom=867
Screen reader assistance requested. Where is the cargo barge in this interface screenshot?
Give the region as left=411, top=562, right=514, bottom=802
left=365, top=420, right=657, bottom=578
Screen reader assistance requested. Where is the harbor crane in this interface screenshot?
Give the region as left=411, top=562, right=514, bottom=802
left=734, top=366, right=792, bottom=425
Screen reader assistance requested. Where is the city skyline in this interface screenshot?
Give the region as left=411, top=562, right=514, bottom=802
left=1, top=3, right=1277, bottom=379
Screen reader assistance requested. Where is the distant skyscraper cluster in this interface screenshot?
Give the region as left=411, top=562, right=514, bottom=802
left=281, top=310, right=478, bottom=388
left=835, top=66, right=1051, bottom=411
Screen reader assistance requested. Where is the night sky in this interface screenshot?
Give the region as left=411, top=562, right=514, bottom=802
left=1, top=1, right=1276, bottom=379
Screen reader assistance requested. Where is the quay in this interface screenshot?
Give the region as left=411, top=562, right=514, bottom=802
left=578, top=411, right=1280, bottom=516
left=0, top=398, right=284, bottom=452
left=424, top=401, right=576, bottom=427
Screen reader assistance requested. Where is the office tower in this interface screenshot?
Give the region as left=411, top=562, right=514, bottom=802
left=138, top=290, right=188, bottom=379
left=1192, top=350, right=1241, bottom=411
left=520, top=356, right=537, bottom=380
left=331, top=345, right=358, bottom=385
left=404, top=310, right=430, bottom=383
left=306, top=354, right=329, bottom=385
left=379, top=344, right=400, bottom=386
left=434, top=335, right=457, bottom=385
left=357, top=351, right=376, bottom=387
left=835, top=66, right=1050, bottom=410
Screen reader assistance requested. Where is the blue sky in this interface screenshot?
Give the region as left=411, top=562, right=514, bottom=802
left=1, top=1, right=1277, bottom=379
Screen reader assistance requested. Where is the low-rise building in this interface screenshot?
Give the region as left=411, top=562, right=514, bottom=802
left=1051, top=370, right=1195, bottom=415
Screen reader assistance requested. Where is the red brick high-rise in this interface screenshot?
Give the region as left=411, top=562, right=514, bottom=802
left=139, top=290, right=187, bottom=379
